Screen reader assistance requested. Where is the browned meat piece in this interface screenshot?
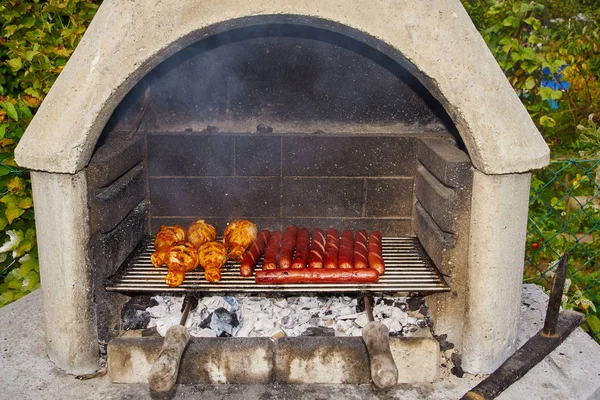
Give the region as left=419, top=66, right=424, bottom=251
left=151, top=225, right=186, bottom=267
left=198, top=241, right=228, bottom=282
left=164, top=241, right=198, bottom=287
left=187, top=219, right=217, bottom=249
left=223, top=219, right=258, bottom=261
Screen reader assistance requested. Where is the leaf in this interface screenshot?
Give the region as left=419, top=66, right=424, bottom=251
left=0, top=102, right=18, bottom=122
left=525, top=76, right=536, bottom=90
left=0, top=215, right=7, bottom=231
left=6, top=58, right=23, bottom=73
left=17, top=197, right=33, bottom=209
left=587, top=315, right=600, bottom=334
left=540, top=116, right=556, bottom=127
left=0, top=124, right=7, bottom=140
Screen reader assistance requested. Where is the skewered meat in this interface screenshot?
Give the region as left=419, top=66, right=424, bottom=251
left=240, top=230, right=271, bottom=277
left=308, top=228, right=326, bottom=268
left=279, top=226, right=298, bottom=269
left=338, top=230, right=354, bottom=269
left=151, top=225, right=186, bottom=267
left=198, top=241, right=228, bottom=282
left=187, top=219, right=216, bottom=249
left=263, top=231, right=283, bottom=270
left=222, top=219, right=258, bottom=261
left=164, top=241, right=198, bottom=287
left=353, top=229, right=368, bottom=269
left=368, top=231, right=385, bottom=275
left=255, top=268, right=379, bottom=284
left=291, top=228, right=310, bottom=269
left=324, top=228, right=339, bottom=269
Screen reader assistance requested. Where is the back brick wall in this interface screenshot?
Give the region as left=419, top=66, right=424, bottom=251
left=147, top=132, right=421, bottom=235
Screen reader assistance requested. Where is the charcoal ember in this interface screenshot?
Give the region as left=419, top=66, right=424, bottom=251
left=199, top=312, right=213, bottom=329
left=407, top=296, right=424, bottom=311
left=256, top=123, right=273, bottom=133
left=451, top=352, right=462, bottom=368
left=121, top=296, right=158, bottom=330
left=451, top=366, right=465, bottom=378
left=435, top=334, right=455, bottom=352
left=394, top=301, right=408, bottom=311
left=210, top=307, right=239, bottom=337
left=302, top=327, right=335, bottom=337
left=376, top=298, right=395, bottom=306
left=390, top=330, right=404, bottom=337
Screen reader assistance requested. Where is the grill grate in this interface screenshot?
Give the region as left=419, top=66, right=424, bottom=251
left=105, top=236, right=450, bottom=294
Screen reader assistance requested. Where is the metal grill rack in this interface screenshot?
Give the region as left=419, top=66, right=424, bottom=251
left=105, top=236, right=450, bottom=294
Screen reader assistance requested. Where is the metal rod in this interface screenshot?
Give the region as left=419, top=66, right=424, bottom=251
left=363, top=293, right=374, bottom=322
left=542, top=253, right=569, bottom=337
left=178, top=293, right=198, bottom=325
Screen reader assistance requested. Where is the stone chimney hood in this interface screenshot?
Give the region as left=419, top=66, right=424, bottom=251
left=15, top=0, right=549, bottom=174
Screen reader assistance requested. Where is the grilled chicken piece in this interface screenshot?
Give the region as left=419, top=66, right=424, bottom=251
left=151, top=225, right=186, bottom=267
left=164, top=241, right=199, bottom=287
left=187, top=219, right=217, bottom=249
left=222, top=219, right=257, bottom=261
left=198, top=242, right=228, bottom=282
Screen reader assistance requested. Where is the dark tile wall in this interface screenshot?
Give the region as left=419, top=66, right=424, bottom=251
left=148, top=132, right=418, bottom=235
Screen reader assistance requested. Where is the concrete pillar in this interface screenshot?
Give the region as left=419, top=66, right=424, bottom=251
left=31, top=171, right=99, bottom=375
left=461, top=170, right=531, bottom=373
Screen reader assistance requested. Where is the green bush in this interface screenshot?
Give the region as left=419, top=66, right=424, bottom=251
left=0, top=0, right=100, bottom=307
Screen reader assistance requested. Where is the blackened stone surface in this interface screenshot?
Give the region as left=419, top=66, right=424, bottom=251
left=87, top=135, right=145, bottom=189
left=151, top=216, right=413, bottom=236
left=90, top=200, right=148, bottom=342
left=235, top=136, right=280, bottom=176
left=414, top=202, right=456, bottom=270
left=112, top=34, right=447, bottom=129
left=90, top=162, right=146, bottom=234
left=301, top=327, right=335, bottom=336
left=365, top=178, right=414, bottom=217
left=121, top=296, right=158, bottom=331
left=147, top=134, right=233, bottom=176
left=150, top=177, right=279, bottom=217
left=282, top=136, right=416, bottom=176
left=418, top=139, right=472, bottom=188
left=282, top=177, right=364, bottom=217
left=415, top=165, right=459, bottom=234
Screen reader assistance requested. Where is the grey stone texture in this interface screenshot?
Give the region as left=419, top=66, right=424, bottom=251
left=30, top=171, right=99, bottom=375
left=14, top=0, right=549, bottom=175
left=107, top=332, right=439, bottom=385
left=2, top=286, right=600, bottom=399
left=462, top=170, right=533, bottom=374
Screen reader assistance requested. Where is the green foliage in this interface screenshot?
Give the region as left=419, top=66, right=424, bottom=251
left=0, top=0, right=101, bottom=307
left=462, top=0, right=600, bottom=157
left=525, top=159, right=600, bottom=341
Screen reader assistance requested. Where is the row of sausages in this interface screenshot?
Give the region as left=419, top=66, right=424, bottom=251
left=240, top=227, right=385, bottom=283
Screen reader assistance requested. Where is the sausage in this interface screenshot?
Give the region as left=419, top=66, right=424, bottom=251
left=338, top=230, right=354, bottom=269
left=262, top=231, right=283, bottom=270
left=368, top=231, right=385, bottom=275
left=324, top=228, right=339, bottom=269
left=240, top=230, right=271, bottom=277
left=255, top=268, right=380, bottom=284
left=308, top=228, right=326, bottom=268
left=353, top=229, right=368, bottom=269
left=278, top=226, right=298, bottom=269
left=291, top=227, right=310, bottom=269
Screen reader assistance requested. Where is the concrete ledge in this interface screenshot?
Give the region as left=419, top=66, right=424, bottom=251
left=108, top=333, right=439, bottom=385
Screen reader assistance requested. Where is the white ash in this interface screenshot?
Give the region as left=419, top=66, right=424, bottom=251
left=145, top=295, right=429, bottom=338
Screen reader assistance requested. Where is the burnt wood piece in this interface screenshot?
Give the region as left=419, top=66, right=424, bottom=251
left=543, top=253, right=569, bottom=337
left=461, top=310, right=584, bottom=400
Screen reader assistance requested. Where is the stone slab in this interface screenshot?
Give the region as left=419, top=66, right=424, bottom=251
left=418, top=139, right=472, bottom=188
left=14, top=0, right=549, bottom=175
left=1, top=286, right=600, bottom=399
left=86, top=135, right=145, bottom=189
left=415, top=164, right=459, bottom=233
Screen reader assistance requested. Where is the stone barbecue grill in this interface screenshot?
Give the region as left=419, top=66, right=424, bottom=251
left=14, top=0, right=549, bottom=384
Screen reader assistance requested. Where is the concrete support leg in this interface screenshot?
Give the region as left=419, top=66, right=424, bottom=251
left=31, top=171, right=99, bottom=375
left=461, top=170, right=531, bottom=374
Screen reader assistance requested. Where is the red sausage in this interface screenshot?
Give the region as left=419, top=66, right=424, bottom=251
left=255, top=268, right=380, bottom=284
left=338, top=230, right=354, bottom=269
left=240, top=230, right=271, bottom=277
left=368, top=231, right=385, bottom=275
left=278, top=226, right=298, bottom=269
left=262, top=231, right=283, bottom=270
left=308, top=228, right=326, bottom=268
left=291, top=227, right=310, bottom=269
left=353, top=229, right=368, bottom=269
left=324, top=228, right=339, bottom=269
